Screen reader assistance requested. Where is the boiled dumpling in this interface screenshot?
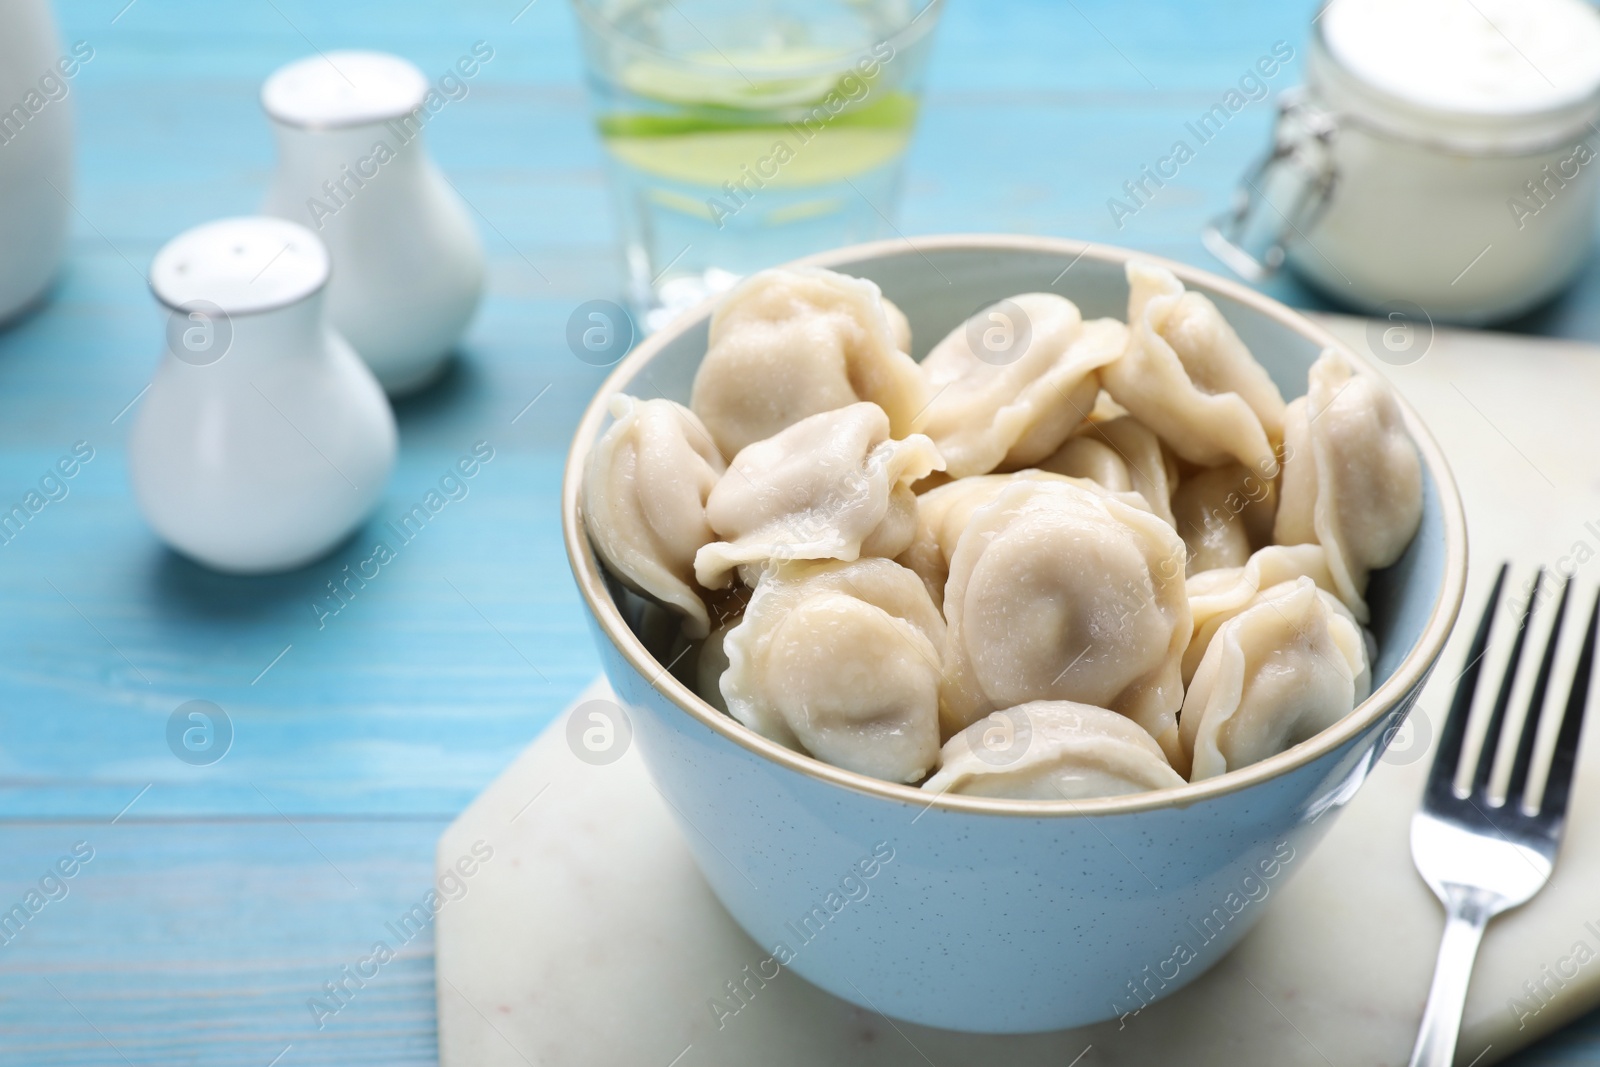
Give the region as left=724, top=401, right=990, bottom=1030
left=1182, top=577, right=1371, bottom=781
left=694, top=402, right=944, bottom=589
left=917, top=294, right=1126, bottom=477
left=1169, top=463, right=1278, bottom=576
left=1101, top=261, right=1285, bottom=471
left=882, top=295, right=912, bottom=354
left=721, top=557, right=944, bottom=783
left=689, top=267, right=928, bottom=457
left=1273, top=348, right=1424, bottom=610
left=1036, top=413, right=1179, bottom=527
left=694, top=616, right=738, bottom=715
left=1129, top=263, right=1287, bottom=440
left=922, top=700, right=1186, bottom=800
left=584, top=395, right=725, bottom=637
left=1183, top=543, right=1345, bottom=682
left=897, top=470, right=1152, bottom=606
left=940, top=480, right=1189, bottom=759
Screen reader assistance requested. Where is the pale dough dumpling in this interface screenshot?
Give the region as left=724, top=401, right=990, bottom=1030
left=721, top=558, right=944, bottom=783
left=1182, top=577, right=1372, bottom=781
left=1035, top=413, right=1179, bottom=527
left=584, top=395, right=726, bottom=637
left=1101, top=261, right=1285, bottom=472
left=882, top=295, right=912, bottom=354
left=692, top=613, right=740, bottom=715
left=1183, top=543, right=1345, bottom=683
left=940, top=480, right=1190, bottom=759
left=690, top=267, right=929, bottom=457
left=1169, top=463, right=1279, bottom=576
left=694, top=402, right=944, bottom=589
left=922, top=700, right=1185, bottom=800
left=1273, top=348, right=1424, bottom=610
left=897, top=470, right=1152, bottom=606
left=917, top=293, right=1127, bottom=477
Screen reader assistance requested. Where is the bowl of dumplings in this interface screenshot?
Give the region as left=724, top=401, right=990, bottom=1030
left=563, top=235, right=1466, bottom=1033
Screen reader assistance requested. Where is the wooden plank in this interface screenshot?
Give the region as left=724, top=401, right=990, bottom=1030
left=0, top=820, right=445, bottom=1066
left=0, top=0, right=1595, bottom=1061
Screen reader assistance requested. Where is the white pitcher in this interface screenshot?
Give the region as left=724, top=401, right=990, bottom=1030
left=261, top=51, right=485, bottom=395
left=0, top=0, right=76, bottom=324
left=129, top=217, right=397, bottom=574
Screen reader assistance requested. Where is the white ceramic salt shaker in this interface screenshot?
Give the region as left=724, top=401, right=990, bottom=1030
left=129, top=217, right=397, bottom=574
left=0, top=0, right=75, bottom=323
left=260, top=51, right=485, bottom=395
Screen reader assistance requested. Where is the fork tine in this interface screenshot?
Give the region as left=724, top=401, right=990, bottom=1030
left=1506, top=577, right=1574, bottom=805
left=1537, top=586, right=1600, bottom=819
left=1469, top=567, right=1541, bottom=797
left=1427, top=564, right=1509, bottom=803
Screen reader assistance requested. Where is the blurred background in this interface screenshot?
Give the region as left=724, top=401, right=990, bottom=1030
left=1, top=0, right=1598, bottom=1063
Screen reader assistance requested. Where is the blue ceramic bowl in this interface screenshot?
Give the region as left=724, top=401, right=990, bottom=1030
left=562, top=235, right=1467, bottom=1033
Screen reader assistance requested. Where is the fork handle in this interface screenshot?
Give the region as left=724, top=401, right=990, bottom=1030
left=1408, top=889, right=1497, bottom=1067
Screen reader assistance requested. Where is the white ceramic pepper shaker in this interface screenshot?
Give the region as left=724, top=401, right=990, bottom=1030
left=260, top=51, right=485, bottom=395
left=129, top=217, right=397, bottom=574
left=0, top=0, right=76, bottom=323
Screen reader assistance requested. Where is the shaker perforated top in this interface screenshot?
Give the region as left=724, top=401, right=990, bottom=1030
left=260, top=51, right=429, bottom=129
left=150, top=217, right=330, bottom=315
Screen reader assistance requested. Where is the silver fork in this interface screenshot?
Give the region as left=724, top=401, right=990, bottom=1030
left=1407, top=564, right=1600, bottom=1067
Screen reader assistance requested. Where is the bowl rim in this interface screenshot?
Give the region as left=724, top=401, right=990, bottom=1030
left=561, top=233, right=1469, bottom=818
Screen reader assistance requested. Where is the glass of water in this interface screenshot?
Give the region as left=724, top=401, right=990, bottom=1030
left=572, top=0, right=943, bottom=331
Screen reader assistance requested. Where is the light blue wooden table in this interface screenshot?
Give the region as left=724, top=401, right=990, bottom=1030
left=1, top=1, right=1595, bottom=1063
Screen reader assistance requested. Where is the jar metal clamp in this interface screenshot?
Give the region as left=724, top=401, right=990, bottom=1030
left=1203, top=88, right=1339, bottom=283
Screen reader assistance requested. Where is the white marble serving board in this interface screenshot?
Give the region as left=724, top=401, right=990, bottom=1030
left=437, top=316, right=1600, bottom=1067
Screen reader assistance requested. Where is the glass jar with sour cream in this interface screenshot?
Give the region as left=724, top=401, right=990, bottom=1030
left=1207, top=0, right=1600, bottom=324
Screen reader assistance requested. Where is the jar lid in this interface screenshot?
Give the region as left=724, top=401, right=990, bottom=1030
left=261, top=51, right=428, bottom=130
left=150, top=217, right=330, bottom=315
left=1313, top=0, right=1600, bottom=152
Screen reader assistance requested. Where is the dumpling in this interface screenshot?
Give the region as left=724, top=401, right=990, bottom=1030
left=1183, top=543, right=1344, bottom=682
left=584, top=395, right=726, bottom=637
left=922, top=701, right=1186, bottom=800
left=694, top=616, right=738, bottom=715
left=694, top=402, right=944, bottom=589
left=689, top=267, right=929, bottom=457
left=1132, top=264, right=1287, bottom=441
left=1035, top=413, right=1179, bottom=527
left=1101, top=261, right=1285, bottom=472
left=1273, top=348, right=1424, bottom=609
left=897, top=470, right=1153, bottom=607
left=721, top=557, right=944, bottom=783
left=1182, top=577, right=1371, bottom=781
left=882, top=294, right=912, bottom=354
left=939, top=480, right=1189, bottom=759
left=1169, top=463, right=1278, bottom=576
left=917, top=294, right=1126, bottom=477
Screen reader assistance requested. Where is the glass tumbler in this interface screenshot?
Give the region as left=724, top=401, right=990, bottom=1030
left=572, top=0, right=943, bottom=331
